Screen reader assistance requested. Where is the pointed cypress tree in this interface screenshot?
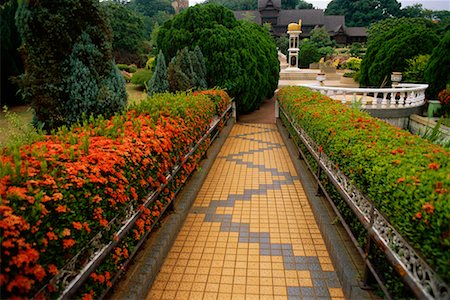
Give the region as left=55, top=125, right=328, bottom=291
left=168, top=49, right=193, bottom=92
left=15, top=0, right=127, bottom=130
left=190, top=46, right=207, bottom=89
left=147, top=50, right=169, bottom=96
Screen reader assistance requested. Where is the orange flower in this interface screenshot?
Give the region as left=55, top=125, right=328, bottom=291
left=63, top=239, right=76, bottom=249
left=72, top=221, right=83, bottom=230
left=83, top=222, right=91, bottom=233
left=422, top=203, right=435, bottom=214
left=428, top=162, right=440, bottom=170
left=414, top=212, right=422, bottom=219
left=48, top=264, right=59, bottom=275
left=46, top=231, right=58, bottom=241
left=55, top=205, right=67, bottom=213
left=397, top=177, right=405, bottom=183
left=62, top=228, right=71, bottom=237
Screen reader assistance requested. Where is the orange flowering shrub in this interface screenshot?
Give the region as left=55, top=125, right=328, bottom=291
left=277, top=86, right=450, bottom=283
left=0, top=90, right=231, bottom=298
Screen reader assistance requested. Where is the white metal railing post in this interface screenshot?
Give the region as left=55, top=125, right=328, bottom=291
left=297, top=83, right=428, bottom=110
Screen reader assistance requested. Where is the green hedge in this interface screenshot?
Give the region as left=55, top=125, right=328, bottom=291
left=0, top=90, right=231, bottom=298
left=277, top=86, right=450, bottom=284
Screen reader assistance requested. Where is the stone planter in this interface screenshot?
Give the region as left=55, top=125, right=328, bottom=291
left=309, top=63, right=320, bottom=69
left=409, top=114, right=450, bottom=143
left=340, top=76, right=356, bottom=85
left=427, top=100, right=442, bottom=118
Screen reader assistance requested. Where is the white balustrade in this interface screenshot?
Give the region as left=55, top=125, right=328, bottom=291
left=300, top=83, right=428, bottom=109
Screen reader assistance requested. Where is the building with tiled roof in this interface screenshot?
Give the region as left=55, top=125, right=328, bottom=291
left=234, top=0, right=367, bottom=44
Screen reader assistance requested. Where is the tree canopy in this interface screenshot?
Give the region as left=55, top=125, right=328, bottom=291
left=325, top=0, right=402, bottom=27
left=1, top=0, right=24, bottom=106
left=157, top=4, right=279, bottom=113
left=359, top=18, right=439, bottom=87
left=16, top=0, right=127, bottom=130
left=101, top=1, right=148, bottom=65
left=424, top=30, right=450, bottom=98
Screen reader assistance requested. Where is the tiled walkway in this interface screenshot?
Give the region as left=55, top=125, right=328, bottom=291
left=147, top=123, right=344, bottom=300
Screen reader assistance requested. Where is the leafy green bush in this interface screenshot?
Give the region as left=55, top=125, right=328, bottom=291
left=15, top=0, right=127, bottom=130
left=277, top=86, right=450, bottom=285
left=298, top=40, right=321, bottom=68
left=344, top=57, right=362, bottom=71
left=424, top=30, right=450, bottom=99
left=129, top=64, right=138, bottom=73
left=403, top=54, right=430, bottom=83
left=130, top=69, right=153, bottom=87
left=157, top=4, right=279, bottom=113
left=360, top=18, right=439, bottom=87
left=117, top=63, right=129, bottom=71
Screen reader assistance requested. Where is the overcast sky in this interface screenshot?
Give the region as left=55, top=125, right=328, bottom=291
left=189, top=0, right=450, bottom=11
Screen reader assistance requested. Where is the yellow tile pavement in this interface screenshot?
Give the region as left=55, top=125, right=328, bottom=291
left=147, top=124, right=343, bottom=299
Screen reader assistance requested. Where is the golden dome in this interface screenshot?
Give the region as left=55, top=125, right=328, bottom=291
left=288, top=23, right=301, bottom=31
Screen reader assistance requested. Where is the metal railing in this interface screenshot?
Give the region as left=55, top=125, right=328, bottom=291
left=278, top=101, right=449, bottom=300
left=34, top=102, right=234, bottom=299
left=300, top=83, right=428, bottom=109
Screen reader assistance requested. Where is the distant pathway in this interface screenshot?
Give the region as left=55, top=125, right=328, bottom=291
left=146, top=123, right=344, bottom=299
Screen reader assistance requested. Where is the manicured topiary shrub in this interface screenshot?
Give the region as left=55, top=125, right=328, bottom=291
left=157, top=4, right=279, bottom=113
left=15, top=0, right=127, bottom=130
left=0, top=89, right=232, bottom=298
left=277, top=86, right=450, bottom=285
left=424, top=30, right=450, bottom=99
left=360, top=18, right=439, bottom=87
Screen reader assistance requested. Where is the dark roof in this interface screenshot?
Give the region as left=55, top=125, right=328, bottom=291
left=345, top=27, right=368, bottom=36
left=278, top=9, right=324, bottom=25
left=323, top=15, right=345, bottom=32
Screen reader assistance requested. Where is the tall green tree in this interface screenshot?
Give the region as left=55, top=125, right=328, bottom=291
left=147, top=50, right=169, bottom=96
left=282, top=0, right=313, bottom=9
left=204, top=0, right=257, bottom=10
left=157, top=4, right=279, bottom=113
left=128, top=0, right=174, bottom=18
left=1, top=0, right=24, bottom=106
left=101, top=1, right=148, bottom=66
left=325, top=0, right=402, bottom=27
left=359, top=18, right=439, bottom=87
left=423, top=30, right=450, bottom=99
left=16, top=0, right=127, bottom=130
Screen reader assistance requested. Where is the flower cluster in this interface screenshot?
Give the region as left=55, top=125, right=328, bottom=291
left=0, top=90, right=231, bottom=298
left=277, top=86, right=450, bottom=283
left=438, top=88, right=450, bottom=117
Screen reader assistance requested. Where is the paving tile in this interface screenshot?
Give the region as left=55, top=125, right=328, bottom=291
left=146, top=124, right=343, bottom=300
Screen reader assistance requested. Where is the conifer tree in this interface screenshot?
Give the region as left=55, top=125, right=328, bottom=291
left=147, top=50, right=169, bottom=96
left=15, top=0, right=127, bottom=130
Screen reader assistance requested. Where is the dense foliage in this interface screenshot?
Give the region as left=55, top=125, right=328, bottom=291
left=423, top=30, right=450, bottom=99
left=167, top=46, right=207, bottom=92
left=204, top=0, right=257, bottom=10
left=101, top=1, right=148, bottom=66
left=157, top=4, right=279, bottom=113
left=359, top=18, right=439, bottom=87
left=277, top=86, right=450, bottom=285
left=298, top=40, right=321, bottom=67
left=15, top=0, right=127, bottom=130
left=0, top=0, right=24, bottom=106
left=324, top=0, right=402, bottom=27
left=147, top=51, right=169, bottom=96
left=0, top=89, right=232, bottom=298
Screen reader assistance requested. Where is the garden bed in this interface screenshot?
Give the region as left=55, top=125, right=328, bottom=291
left=277, top=86, right=449, bottom=298
left=0, top=90, right=232, bottom=299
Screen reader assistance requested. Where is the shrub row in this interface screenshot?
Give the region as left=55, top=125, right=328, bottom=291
left=0, top=90, right=232, bottom=298
left=277, top=87, right=450, bottom=284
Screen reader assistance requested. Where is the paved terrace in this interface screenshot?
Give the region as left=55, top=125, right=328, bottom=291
left=147, top=123, right=344, bottom=300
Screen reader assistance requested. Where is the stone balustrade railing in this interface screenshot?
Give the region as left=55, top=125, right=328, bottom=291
left=300, top=83, right=428, bottom=109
